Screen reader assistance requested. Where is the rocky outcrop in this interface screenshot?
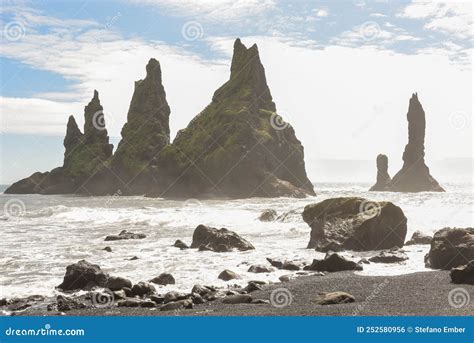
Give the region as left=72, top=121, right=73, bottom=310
left=104, top=230, right=146, bottom=241
left=6, top=39, right=315, bottom=199
left=425, top=227, right=474, bottom=269
left=368, top=249, right=408, bottom=263
left=369, top=154, right=391, bottom=191
left=152, top=39, right=314, bottom=198
left=5, top=91, right=114, bottom=195
left=190, top=224, right=254, bottom=252
left=383, top=93, right=444, bottom=192
left=304, top=253, right=363, bottom=272
left=450, top=261, right=474, bottom=285
left=405, top=230, right=432, bottom=245
left=303, top=197, right=407, bottom=251
left=57, top=260, right=109, bottom=291
left=112, top=58, right=171, bottom=194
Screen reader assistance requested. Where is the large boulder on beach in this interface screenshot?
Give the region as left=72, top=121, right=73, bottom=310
left=218, top=270, right=241, bottom=281
left=150, top=273, right=175, bottom=286
left=106, top=276, right=132, bottom=291
left=57, top=260, right=109, bottom=291
left=303, top=197, right=407, bottom=252
left=190, top=225, right=254, bottom=252
left=304, top=253, right=362, bottom=272
left=132, top=282, right=156, bottom=296
left=426, top=227, right=474, bottom=269
left=450, top=261, right=474, bottom=285
left=368, top=249, right=408, bottom=263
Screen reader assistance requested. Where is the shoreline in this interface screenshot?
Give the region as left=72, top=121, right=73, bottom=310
left=8, top=270, right=473, bottom=317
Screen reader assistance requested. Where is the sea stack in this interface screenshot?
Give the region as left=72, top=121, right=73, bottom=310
left=112, top=58, right=171, bottom=194
left=369, top=154, right=391, bottom=191
left=152, top=38, right=315, bottom=198
left=370, top=93, right=444, bottom=192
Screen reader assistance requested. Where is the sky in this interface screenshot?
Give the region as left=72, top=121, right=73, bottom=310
left=0, top=0, right=472, bottom=184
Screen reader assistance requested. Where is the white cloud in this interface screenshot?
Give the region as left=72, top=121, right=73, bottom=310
left=399, top=1, right=473, bottom=38
left=130, top=0, right=276, bottom=22
left=316, top=9, right=329, bottom=18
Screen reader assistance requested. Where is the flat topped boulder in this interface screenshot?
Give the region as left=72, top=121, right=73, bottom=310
left=303, top=197, right=407, bottom=252
left=190, top=224, right=254, bottom=252
left=426, top=227, right=474, bottom=269
left=304, top=253, right=362, bottom=272
left=384, top=93, right=444, bottom=192
left=105, top=230, right=146, bottom=241
left=57, top=260, right=109, bottom=291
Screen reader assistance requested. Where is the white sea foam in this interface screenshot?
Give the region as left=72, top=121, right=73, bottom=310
left=0, top=182, right=472, bottom=297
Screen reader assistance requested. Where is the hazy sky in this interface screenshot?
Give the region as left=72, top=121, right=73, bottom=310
left=0, top=0, right=472, bottom=184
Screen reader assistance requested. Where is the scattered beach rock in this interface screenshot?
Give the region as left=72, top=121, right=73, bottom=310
left=140, top=300, right=156, bottom=308
left=358, top=258, right=370, bottom=265
left=150, top=273, right=175, bottom=286
left=251, top=299, right=270, bottom=305
left=57, top=260, right=109, bottom=291
left=149, top=295, right=165, bottom=304
left=191, top=284, right=216, bottom=297
left=106, top=276, right=132, bottom=291
left=173, top=240, right=189, bottom=249
left=222, top=294, right=253, bottom=304
left=303, top=197, right=407, bottom=252
left=190, top=225, right=255, bottom=252
left=218, top=269, right=241, bottom=281
left=314, top=292, right=355, bottom=305
left=258, top=209, right=278, bottom=222
left=243, top=281, right=264, bottom=293
left=164, top=291, right=189, bottom=304
left=304, top=253, right=363, bottom=272
left=160, top=299, right=193, bottom=311
left=117, top=299, right=142, bottom=308
left=276, top=209, right=301, bottom=223
left=279, top=274, right=295, bottom=282
left=267, top=258, right=300, bottom=271
left=56, top=295, right=89, bottom=312
left=103, top=246, right=112, bottom=252
left=450, top=261, right=474, bottom=285
left=105, top=230, right=146, bottom=241
left=369, top=249, right=409, bottom=263
left=248, top=265, right=274, bottom=273
left=190, top=293, right=205, bottom=304
left=426, top=227, right=474, bottom=269
left=131, top=282, right=156, bottom=296
left=406, top=231, right=432, bottom=245
left=128, top=256, right=139, bottom=261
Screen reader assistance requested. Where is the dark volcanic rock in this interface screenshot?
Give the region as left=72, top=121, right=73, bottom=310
left=103, top=246, right=112, bottom=252
left=314, top=292, right=355, bottom=305
left=57, top=260, right=109, bottom=291
left=112, top=58, right=171, bottom=194
left=150, top=273, right=175, bottom=285
left=303, top=197, right=407, bottom=251
left=368, top=249, right=408, bottom=263
left=305, top=253, right=362, bottom=272
left=385, top=93, right=444, bottom=192
left=218, top=269, right=241, bottom=281
left=258, top=209, right=278, bottom=222
left=173, top=240, right=189, bottom=249
left=267, top=258, right=300, bottom=271
left=105, top=230, right=146, bottom=241
left=190, top=224, right=254, bottom=252
left=106, top=276, right=132, bottom=291
left=450, top=261, right=474, bottom=285
left=405, top=230, right=432, bottom=245
left=56, top=295, right=89, bottom=312
left=164, top=291, right=189, bottom=304
left=222, top=294, right=252, bottom=304
left=369, top=154, right=391, bottom=191
left=248, top=265, right=274, bottom=273
left=160, top=299, right=193, bottom=311
left=151, top=38, right=315, bottom=198
left=5, top=91, right=114, bottom=195
left=131, top=282, right=156, bottom=296
left=426, top=227, right=474, bottom=269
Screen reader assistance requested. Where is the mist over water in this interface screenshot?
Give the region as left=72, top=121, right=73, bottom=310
left=1, top=182, right=473, bottom=298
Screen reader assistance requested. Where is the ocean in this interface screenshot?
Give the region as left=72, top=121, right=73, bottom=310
left=1, top=182, right=473, bottom=298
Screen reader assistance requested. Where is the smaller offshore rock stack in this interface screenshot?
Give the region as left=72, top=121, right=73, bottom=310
left=369, top=154, right=391, bottom=191
left=369, top=93, right=444, bottom=192
left=5, top=91, right=114, bottom=195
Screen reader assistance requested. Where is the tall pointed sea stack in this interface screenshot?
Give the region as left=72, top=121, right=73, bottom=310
left=153, top=38, right=314, bottom=198
left=385, top=93, right=444, bottom=192
left=112, top=58, right=171, bottom=193
left=369, top=154, right=391, bottom=191
left=5, top=91, right=114, bottom=195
